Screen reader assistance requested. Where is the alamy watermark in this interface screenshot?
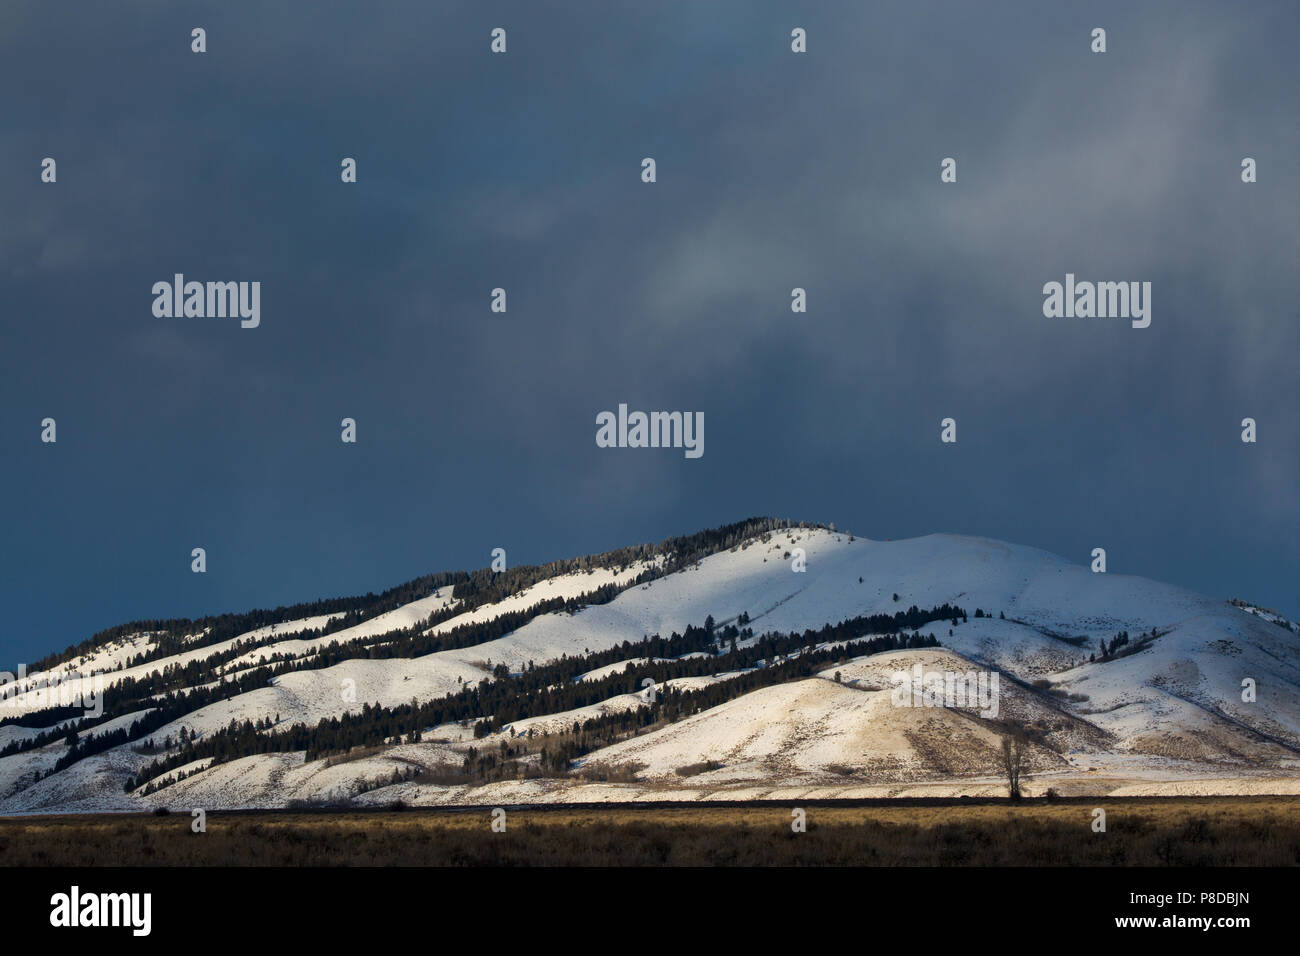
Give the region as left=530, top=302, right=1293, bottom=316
left=1042, top=273, right=1150, bottom=328
left=0, top=666, right=104, bottom=718
left=49, top=886, right=151, bottom=936
left=152, top=274, right=260, bottom=328
left=889, top=663, right=1000, bottom=718
left=596, top=404, right=703, bottom=459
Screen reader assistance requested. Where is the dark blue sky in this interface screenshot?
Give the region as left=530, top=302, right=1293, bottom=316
left=2, top=1, right=1297, bottom=665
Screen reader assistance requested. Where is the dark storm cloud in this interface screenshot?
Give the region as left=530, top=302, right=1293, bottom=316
left=1, top=1, right=1296, bottom=663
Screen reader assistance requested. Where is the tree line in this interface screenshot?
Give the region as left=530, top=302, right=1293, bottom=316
left=127, top=601, right=961, bottom=792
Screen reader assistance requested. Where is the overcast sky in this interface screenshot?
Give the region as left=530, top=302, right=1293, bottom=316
left=2, top=0, right=1296, bottom=665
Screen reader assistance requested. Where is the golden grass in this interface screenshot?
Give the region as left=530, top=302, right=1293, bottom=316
left=1, top=797, right=1297, bottom=866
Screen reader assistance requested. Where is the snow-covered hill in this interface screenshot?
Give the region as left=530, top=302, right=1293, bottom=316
left=2, top=523, right=1297, bottom=812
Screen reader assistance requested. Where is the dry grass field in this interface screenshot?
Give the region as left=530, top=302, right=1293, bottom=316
left=2, top=797, right=1298, bottom=866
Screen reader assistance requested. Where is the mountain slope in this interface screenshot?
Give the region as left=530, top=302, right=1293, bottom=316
left=2, top=522, right=1297, bottom=812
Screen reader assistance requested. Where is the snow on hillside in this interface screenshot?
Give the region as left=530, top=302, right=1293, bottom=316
left=36, top=632, right=158, bottom=678
left=2, top=526, right=1297, bottom=812
left=422, top=563, right=657, bottom=640
left=1052, top=610, right=1300, bottom=762
left=570, top=648, right=1104, bottom=785
left=433, top=530, right=1219, bottom=677
left=1234, top=603, right=1300, bottom=635
left=1, top=612, right=344, bottom=718
left=212, top=589, right=459, bottom=674
left=937, top=617, right=1084, bottom=677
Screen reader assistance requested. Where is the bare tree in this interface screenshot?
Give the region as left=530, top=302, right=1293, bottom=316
left=1001, top=734, right=1025, bottom=801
